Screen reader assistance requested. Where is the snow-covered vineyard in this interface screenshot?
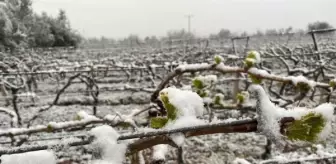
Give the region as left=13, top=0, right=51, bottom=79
left=1, top=35, right=336, bottom=164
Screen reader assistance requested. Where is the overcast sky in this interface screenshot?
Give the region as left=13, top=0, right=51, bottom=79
left=32, top=0, right=335, bottom=38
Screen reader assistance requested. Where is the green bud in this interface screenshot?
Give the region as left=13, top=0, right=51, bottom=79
left=246, top=51, right=258, bottom=59
left=243, top=58, right=255, bottom=68
left=329, top=80, right=336, bottom=88
left=120, top=122, right=131, bottom=128
left=236, top=93, right=245, bottom=104
left=193, top=79, right=204, bottom=90
left=74, top=114, right=82, bottom=121
left=214, top=55, right=223, bottom=64
left=244, top=51, right=260, bottom=68
left=47, top=124, right=53, bottom=132
left=213, top=94, right=224, bottom=105
left=196, top=89, right=208, bottom=98
left=296, top=82, right=311, bottom=93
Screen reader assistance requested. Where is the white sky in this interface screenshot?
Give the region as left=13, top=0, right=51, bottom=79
left=32, top=0, right=335, bottom=38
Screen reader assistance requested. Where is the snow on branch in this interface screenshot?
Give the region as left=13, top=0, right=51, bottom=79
left=260, top=154, right=336, bottom=164
left=1, top=150, right=57, bottom=164
left=250, top=84, right=335, bottom=144
left=125, top=117, right=294, bottom=154
left=0, top=111, right=118, bottom=137
left=0, top=118, right=261, bottom=155
left=0, top=119, right=250, bottom=155
left=90, top=125, right=127, bottom=163
left=0, top=137, right=93, bottom=155
left=151, top=62, right=330, bottom=102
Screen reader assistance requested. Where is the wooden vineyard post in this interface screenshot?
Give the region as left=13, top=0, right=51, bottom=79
left=231, top=38, right=236, bottom=55
left=245, top=36, right=250, bottom=51
left=231, top=36, right=250, bottom=103
left=311, top=32, right=318, bottom=51
left=231, top=36, right=250, bottom=54
left=168, top=38, right=172, bottom=52
left=307, top=28, right=336, bottom=102
left=308, top=28, right=336, bottom=51
left=307, top=28, right=336, bottom=66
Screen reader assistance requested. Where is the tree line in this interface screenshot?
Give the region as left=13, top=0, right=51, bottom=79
left=0, top=0, right=334, bottom=50
left=84, top=21, right=334, bottom=49
left=0, top=0, right=81, bottom=51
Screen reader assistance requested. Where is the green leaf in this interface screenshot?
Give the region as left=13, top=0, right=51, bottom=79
left=236, top=93, right=245, bottom=104
left=47, top=124, right=53, bottom=132
left=121, top=122, right=131, bottom=128
left=193, top=79, right=204, bottom=90
left=296, top=82, right=311, bottom=93
left=249, top=74, right=262, bottom=84
left=196, top=89, right=208, bottom=98
left=286, top=112, right=326, bottom=143
left=160, top=92, right=177, bottom=120
left=150, top=117, right=169, bottom=129
left=213, top=94, right=224, bottom=105
left=166, top=102, right=177, bottom=120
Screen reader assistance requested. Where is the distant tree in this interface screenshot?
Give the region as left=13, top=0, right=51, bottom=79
left=307, top=21, right=333, bottom=31
left=218, top=29, right=231, bottom=39
left=277, top=28, right=285, bottom=35
left=0, top=1, right=82, bottom=50
left=208, top=29, right=231, bottom=40
left=49, top=9, right=81, bottom=47
left=144, top=35, right=159, bottom=47
left=285, top=26, right=293, bottom=34
left=265, top=29, right=279, bottom=36
left=240, top=31, right=248, bottom=37
left=295, top=29, right=306, bottom=36
left=28, top=13, right=55, bottom=47
left=144, top=36, right=150, bottom=45
left=0, top=3, right=18, bottom=50
left=127, top=34, right=142, bottom=46
left=255, top=29, right=264, bottom=36
left=14, top=0, right=33, bottom=22
left=167, top=29, right=194, bottom=40
left=208, top=33, right=218, bottom=40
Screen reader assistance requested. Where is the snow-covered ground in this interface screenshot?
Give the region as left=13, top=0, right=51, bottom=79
left=1, top=46, right=336, bottom=164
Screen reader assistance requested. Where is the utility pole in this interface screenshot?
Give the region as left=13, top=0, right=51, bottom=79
left=185, top=14, right=193, bottom=46
left=185, top=14, right=193, bottom=34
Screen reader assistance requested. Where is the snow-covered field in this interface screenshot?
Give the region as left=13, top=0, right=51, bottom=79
left=1, top=45, right=336, bottom=164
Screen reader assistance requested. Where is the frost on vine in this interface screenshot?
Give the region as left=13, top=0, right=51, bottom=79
left=287, top=75, right=316, bottom=93
left=249, top=84, right=334, bottom=145
left=244, top=51, right=261, bottom=68
left=149, top=87, right=206, bottom=160
left=89, top=125, right=127, bottom=164
left=151, top=87, right=205, bottom=129
left=1, top=150, right=57, bottom=164
left=192, top=74, right=217, bottom=98
left=236, top=91, right=249, bottom=105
